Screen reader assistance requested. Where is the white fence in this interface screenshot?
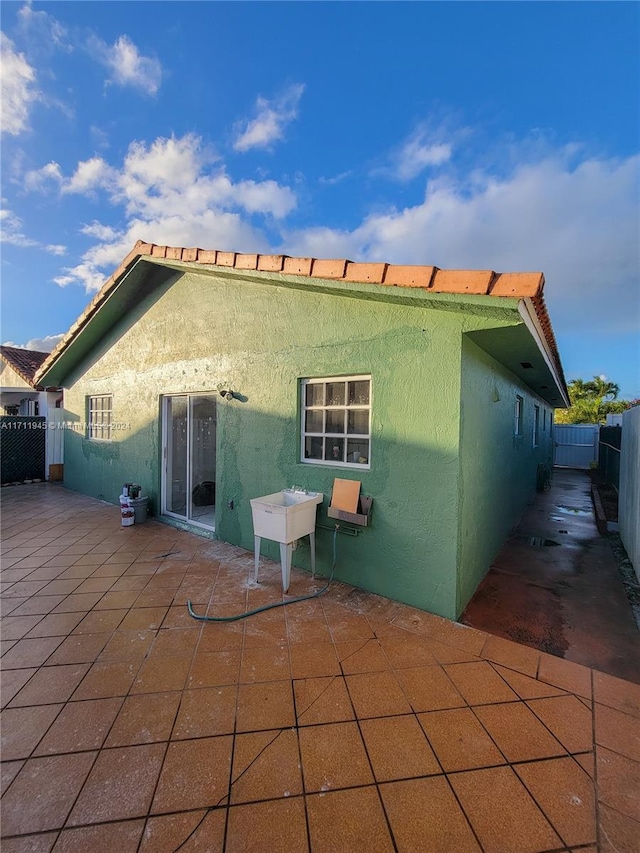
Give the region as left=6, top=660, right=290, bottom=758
left=553, top=424, right=599, bottom=469
left=619, top=407, right=640, bottom=580
left=46, top=409, right=64, bottom=476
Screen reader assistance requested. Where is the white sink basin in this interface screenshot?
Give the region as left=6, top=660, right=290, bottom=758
left=250, top=489, right=323, bottom=545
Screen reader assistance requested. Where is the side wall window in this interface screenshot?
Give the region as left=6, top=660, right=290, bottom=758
left=88, top=395, right=112, bottom=441
left=301, top=376, right=371, bottom=468
left=514, top=395, right=524, bottom=436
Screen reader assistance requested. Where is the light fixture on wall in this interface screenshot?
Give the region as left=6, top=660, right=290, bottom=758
left=216, top=383, right=235, bottom=400
left=492, top=387, right=501, bottom=403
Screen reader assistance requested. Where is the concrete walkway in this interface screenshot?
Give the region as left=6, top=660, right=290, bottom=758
left=1, top=483, right=639, bottom=852
left=462, top=468, right=640, bottom=684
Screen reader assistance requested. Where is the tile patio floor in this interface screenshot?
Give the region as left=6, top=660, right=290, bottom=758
left=1, top=484, right=639, bottom=852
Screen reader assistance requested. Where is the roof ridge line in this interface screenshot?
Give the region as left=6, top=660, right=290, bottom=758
left=34, top=241, right=560, bottom=389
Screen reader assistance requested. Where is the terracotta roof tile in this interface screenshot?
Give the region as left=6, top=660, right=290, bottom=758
left=197, top=249, right=218, bottom=264
left=0, top=346, right=50, bottom=387
left=383, top=265, right=436, bottom=289
left=234, top=253, right=259, bottom=270
left=34, top=241, right=566, bottom=395
left=216, top=252, right=236, bottom=267
left=431, top=270, right=495, bottom=294
left=182, top=247, right=199, bottom=263
left=311, top=259, right=348, bottom=279
left=283, top=257, right=313, bottom=276
left=491, top=272, right=544, bottom=298
left=257, top=254, right=285, bottom=272
left=344, top=262, right=388, bottom=284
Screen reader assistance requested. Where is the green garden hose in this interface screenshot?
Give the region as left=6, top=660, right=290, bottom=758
left=187, top=525, right=339, bottom=622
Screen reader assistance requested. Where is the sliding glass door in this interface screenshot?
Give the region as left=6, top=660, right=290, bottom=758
left=162, top=394, right=217, bottom=529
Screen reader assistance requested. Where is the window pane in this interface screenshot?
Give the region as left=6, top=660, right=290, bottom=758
left=305, top=410, right=324, bottom=433
left=347, top=439, right=369, bottom=464
left=325, top=438, right=344, bottom=462
left=326, top=409, right=345, bottom=434
left=348, top=380, right=370, bottom=405
left=347, top=409, right=368, bottom=434
left=326, top=382, right=345, bottom=406
left=305, top=383, right=324, bottom=407
left=305, top=436, right=323, bottom=460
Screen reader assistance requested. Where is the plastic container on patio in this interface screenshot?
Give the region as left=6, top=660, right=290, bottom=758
left=129, top=496, right=148, bottom=524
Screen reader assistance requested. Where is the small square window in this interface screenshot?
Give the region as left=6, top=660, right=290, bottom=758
left=301, top=376, right=371, bottom=468
left=88, top=395, right=112, bottom=441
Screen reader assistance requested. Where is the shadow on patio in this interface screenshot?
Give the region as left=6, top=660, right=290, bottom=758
left=1, top=484, right=638, bottom=851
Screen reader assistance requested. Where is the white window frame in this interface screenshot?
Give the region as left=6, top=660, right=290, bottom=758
left=533, top=404, right=540, bottom=447
left=301, top=375, right=371, bottom=469
left=514, top=395, right=524, bottom=436
left=88, top=395, right=112, bottom=441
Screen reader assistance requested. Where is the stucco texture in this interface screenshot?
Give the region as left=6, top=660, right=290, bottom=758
left=457, top=337, right=554, bottom=613
left=62, top=268, right=551, bottom=618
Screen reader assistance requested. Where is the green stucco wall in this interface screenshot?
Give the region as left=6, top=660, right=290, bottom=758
left=456, top=336, right=554, bottom=615
left=61, top=266, right=555, bottom=619
left=63, top=269, right=481, bottom=617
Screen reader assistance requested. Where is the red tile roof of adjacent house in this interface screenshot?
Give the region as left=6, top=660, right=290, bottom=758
left=0, top=345, right=51, bottom=387
left=35, top=241, right=566, bottom=393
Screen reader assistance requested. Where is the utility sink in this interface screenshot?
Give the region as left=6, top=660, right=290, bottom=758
left=250, top=489, right=323, bottom=592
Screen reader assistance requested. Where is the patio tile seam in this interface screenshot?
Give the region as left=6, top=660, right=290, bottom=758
left=523, top=698, right=595, bottom=751
left=290, top=684, right=315, bottom=853
left=485, top=658, right=572, bottom=699
left=2, top=745, right=102, bottom=839
left=590, top=668, right=604, bottom=853
left=463, top=700, right=569, bottom=770
left=292, top=651, right=392, bottom=851
left=591, top=741, right=640, bottom=770
left=513, top=760, right=597, bottom=850
left=336, top=648, right=486, bottom=853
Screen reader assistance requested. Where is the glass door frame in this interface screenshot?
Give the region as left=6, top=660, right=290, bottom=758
left=161, top=392, right=217, bottom=532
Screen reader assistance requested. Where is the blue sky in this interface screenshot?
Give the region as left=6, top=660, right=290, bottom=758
left=2, top=1, right=639, bottom=399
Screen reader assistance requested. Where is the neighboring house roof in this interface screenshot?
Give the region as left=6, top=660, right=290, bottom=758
left=34, top=241, right=569, bottom=405
left=0, top=346, right=51, bottom=388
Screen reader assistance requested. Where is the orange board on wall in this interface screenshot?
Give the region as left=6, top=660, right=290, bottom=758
left=330, top=478, right=361, bottom=514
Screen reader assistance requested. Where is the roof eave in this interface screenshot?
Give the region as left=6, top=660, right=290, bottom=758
left=518, top=299, right=570, bottom=407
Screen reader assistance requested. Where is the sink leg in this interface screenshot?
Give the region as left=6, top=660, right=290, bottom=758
left=280, top=542, right=293, bottom=593
left=254, top=536, right=261, bottom=583
left=309, top=531, right=316, bottom=578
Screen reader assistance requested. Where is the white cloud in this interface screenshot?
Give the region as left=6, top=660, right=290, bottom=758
left=319, top=171, right=353, bottom=186
left=92, top=34, right=162, bottom=96
left=283, top=150, right=640, bottom=335
left=17, top=2, right=70, bottom=52
left=80, top=222, right=120, bottom=241
left=2, top=333, right=65, bottom=352
left=388, top=125, right=453, bottom=181
left=0, top=204, right=65, bottom=255
left=49, top=133, right=296, bottom=291
left=24, top=161, right=64, bottom=192
left=63, top=157, right=114, bottom=195
left=234, top=84, right=305, bottom=152
left=0, top=33, right=39, bottom=135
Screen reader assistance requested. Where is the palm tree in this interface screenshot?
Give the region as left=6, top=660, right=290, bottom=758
left=584, top=376, right=619, bottom=402
left=557, top=376, right=625, bottom=424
